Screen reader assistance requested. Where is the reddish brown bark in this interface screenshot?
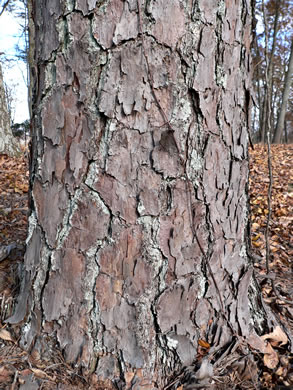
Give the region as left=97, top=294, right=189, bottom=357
left=8, top=1, right=270, bottom=388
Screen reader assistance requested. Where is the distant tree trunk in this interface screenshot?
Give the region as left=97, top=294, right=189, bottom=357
left=273, top=40, right=293, bottom=144
left=9, top=1, right=272, bottom=387
left=0, top=63, right=20, bottom=156
left=260, top=1, right=280, bottom=143
left=284, top=119, right=288, bottom=143
left=254, top=41, right=264, bottom=141
left=27, top=0, right=34, bottom=119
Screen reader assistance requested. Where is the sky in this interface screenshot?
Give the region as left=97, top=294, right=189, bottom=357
left=0, top=3, right=29, bottom=123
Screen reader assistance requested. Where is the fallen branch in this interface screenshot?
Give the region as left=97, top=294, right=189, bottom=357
left=265, top=132, right=293, bottom=306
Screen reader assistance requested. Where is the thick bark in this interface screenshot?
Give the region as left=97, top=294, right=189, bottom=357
left=9, top=1, right=271, bottom=388
left=273, top=40, right=293, bottom=144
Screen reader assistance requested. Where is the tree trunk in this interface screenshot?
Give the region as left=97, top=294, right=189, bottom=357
left=254, top=40, right=263, bottom=142
left=260, top=1, right=280, bottom=143
left=284, top=119, right=288, bottom=144
left=9, top=1, right=271, bottom=387
left=0, top=62, right=21, bottom=156
left=273, top=40, right=293, bottom=144
left=27, top=0, right=34, bottom=119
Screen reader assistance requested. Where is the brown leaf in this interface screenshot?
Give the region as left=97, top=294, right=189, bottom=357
left=125, top=372, right=135, bottom=386
left=247, top=333, right=268, bottom=353
left=263, top=343, right=279, bottom=369
left=251, top=222, right=260, bottom=230
left=0, top=366, right=13, bottom=383
left=30, top=368, right=52, bottom=380
left=14, top=187, right=23, bottom=194
left=0, top=328, right=15, bottom=342
left=261, top=326, right=288, bottom=346
left=252, top=241, right=262, bottom=248
left=275, top=365, right=286, bottom=376
left=198, top=339, right=210, bottom=349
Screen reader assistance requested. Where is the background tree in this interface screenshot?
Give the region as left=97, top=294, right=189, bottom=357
left=0, top=0, right=30, bottom=126
left=0, top=62, right=20, bottom=155
left=273, top=39, right=293, bottom=143
left=8, top=1, right=277, bottom=388
left=0, top=0, right=26, bottom=156
left=252, top=0, right=293, bottom=143
left=259, top=0, right=280, bottom=143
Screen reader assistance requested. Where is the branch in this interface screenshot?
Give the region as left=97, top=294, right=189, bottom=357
left=0, top=0, right=11, bottom=17
left=265, top=131, right=272, bottom=275
left=265, top=126, right=293, bottom=306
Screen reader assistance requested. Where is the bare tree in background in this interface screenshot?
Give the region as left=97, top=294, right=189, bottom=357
left=252, top=0, right=293, bottom=143
left=260, top=0, right=280, bottom=143
left=0, top=62, right=20, bottom=155
left=273, top=39, right=293, bottom=143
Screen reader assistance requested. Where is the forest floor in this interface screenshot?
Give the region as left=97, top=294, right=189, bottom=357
left=0, top=144, right=292, bottom=389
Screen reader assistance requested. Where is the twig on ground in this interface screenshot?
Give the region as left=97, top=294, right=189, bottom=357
left=10, top=369, right=18, bottom=390
left=265, top=133, right=293, bottom=306
left=265, top=131, right=272, bottom=275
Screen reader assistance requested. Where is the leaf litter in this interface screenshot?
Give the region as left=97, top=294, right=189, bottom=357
left=0, top=145, right=292, bottom=389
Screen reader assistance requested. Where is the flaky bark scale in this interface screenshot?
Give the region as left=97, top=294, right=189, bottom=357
left=10, top=0, right=268, bottom=388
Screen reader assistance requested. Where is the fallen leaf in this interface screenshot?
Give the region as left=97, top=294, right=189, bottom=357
left=0, top=328, right=15, bottom=342
left=252, top=241, right=262, bottom=248
left=30, top=368, right=51, bottom=380
left=247, top=333, right=268, bottom=353
left=0, top=366, right=13, bottom=383
left=263, top=343, right=279, bottom=369
left=275, top=366, right=285, bottom=376
left=261, top=326, right=288, bottom=346
left=125, top=372, right=135, bottom=385
left=14, top=187, right=23, bottom=194
left=198, top=339, right=210, bottom=349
